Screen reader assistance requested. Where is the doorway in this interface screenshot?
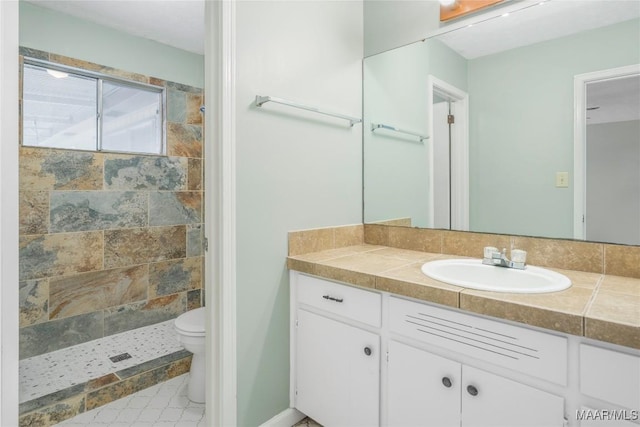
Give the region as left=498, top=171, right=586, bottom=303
left=574, top=65, right=640, bottom=245
left=432, top=96, right=451, bottom=229
left=427, top=75, right=469, bottom=231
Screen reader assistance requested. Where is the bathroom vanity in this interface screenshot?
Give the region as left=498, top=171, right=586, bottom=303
left=288, top=245, right=640, bottom=427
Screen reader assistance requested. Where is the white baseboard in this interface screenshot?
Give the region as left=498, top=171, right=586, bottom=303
left=259, top=408, right=306, bottom=427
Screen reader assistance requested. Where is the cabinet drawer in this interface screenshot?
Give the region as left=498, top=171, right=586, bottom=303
left=580, top=344, right=640, bottom=410
left=389, top=296, right=567, bottom=385
left=296, top=274, right=381, bottom=327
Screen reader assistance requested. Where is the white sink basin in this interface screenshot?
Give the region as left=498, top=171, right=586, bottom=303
left=421, top=259, right=571, bottom=293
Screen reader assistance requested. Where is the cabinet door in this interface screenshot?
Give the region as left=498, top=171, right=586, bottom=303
left=580, top=344, right=640, bottom=410
left=295, top=309, right=380, bottom=427
left=387, top=340, right=461, bottom=427
left=462, top=366, right=565, bottom=427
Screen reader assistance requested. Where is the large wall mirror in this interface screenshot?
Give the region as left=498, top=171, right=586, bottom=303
left=363, top=0, right=640, bottom=246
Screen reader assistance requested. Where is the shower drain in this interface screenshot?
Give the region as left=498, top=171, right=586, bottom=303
left=109, top=352, right=133, bottom=363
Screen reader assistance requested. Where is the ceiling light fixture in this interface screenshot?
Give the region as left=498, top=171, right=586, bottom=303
left=440, top=0, right=504, bottom=22
left=439, top=0, right=458, bottom=7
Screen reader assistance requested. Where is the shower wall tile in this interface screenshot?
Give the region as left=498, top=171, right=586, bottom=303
left=48, top=54, right=106, bottom=73
left=188, top=289, right=203, bottom=310
left=187, top=224, right=204, bottom=257
left=186, top=93, right=203, bottom=125
left=19, top=279, right=49, bottom=328
left=188, top=158, right=202, bottom=191
left=104, top=293, right=186, bottom=336
left=148, top=258, right=202, bottom=299
left=149, top=192, right=201, bottom=226
left=166, top=80, right=202, bottom=93
left=19, top=232, right=103, bottom=281
left=19, top=46, right=49, bottom=60
left=149, top=77, right=166, bottom=87
left=98, top=66, right=149, bottom=84
left=18, top=50, right=206, bottom=393
left=49, top=265, right=149, bottom=320
left=167, top=123, right=203, bottom=158
left=19, top=147, right=103, bottom=191
left=49, top=191, right=148, bottom=233
left=103, top=155, right=188, bottom=191
left=167, top=90, right=187, bottom=122
left=20, top=191, right=49, bottom=235
left=48, top=53, right=151, bottom=86
left=20, top=312, right=104, bottom=359
left=104, top=226, right=186, bottom=269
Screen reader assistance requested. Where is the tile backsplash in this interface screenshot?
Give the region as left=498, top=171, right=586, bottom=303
left=364, top=224, right=640, bottom=279
left=287, top=223, right=640, bottom=280
left=18, top=48, right=205, bottom=359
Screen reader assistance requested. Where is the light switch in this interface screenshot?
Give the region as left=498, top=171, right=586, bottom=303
left=556, top=172, right=569, bottom=188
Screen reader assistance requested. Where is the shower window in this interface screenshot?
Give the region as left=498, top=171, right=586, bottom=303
left=22, top=59, right=165, bottom=155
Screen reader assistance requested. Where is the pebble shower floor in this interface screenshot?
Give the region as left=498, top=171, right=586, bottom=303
left=57, top=374, right=205, bottom=427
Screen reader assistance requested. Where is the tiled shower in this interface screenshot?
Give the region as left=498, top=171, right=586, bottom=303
left=18, top=47, right=205, bottom=426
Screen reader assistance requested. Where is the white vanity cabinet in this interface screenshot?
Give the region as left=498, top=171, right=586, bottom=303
left=387, top=340, right=461, bottom=427
left=387, top=338, right=565, bottom=427
left=578, top=344, right=640, bottom=426
left=579, top=344, right=640, bottom=411
left=387, top=296, right=566, bottom=427
left=292, top=273, right=381, bottom=427
left=290, top=272, right=639, bottom=427
left=461, top=365, right=565, bottom=427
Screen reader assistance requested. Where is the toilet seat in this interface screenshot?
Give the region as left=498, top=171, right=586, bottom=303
left=175, top=307, right=205, bottom=337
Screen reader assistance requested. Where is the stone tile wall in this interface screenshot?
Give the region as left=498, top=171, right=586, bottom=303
left=18, top=48, right=205, bottom=360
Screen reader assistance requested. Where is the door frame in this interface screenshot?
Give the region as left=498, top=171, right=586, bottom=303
left=205, top=1, right=238, bottom=426
left=427, top=75, right=469, bottom=231
left=0, top=1, right=20, bottom=425
left=0, top=4, right=236, bottom=426
left=573, top=64, right=640, bottom=240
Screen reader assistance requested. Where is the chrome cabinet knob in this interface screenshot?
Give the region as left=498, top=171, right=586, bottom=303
left=467, top=385, right=479, bottom=396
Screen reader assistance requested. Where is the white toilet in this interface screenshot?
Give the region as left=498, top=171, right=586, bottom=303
left=175, top=307, right=205, bottom=403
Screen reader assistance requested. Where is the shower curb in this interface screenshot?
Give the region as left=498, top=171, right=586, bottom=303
left=18, top=349, right=192, bottom=427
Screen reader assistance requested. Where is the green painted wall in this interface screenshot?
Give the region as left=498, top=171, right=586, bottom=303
left=235, top=2, right=363, bottom=425
left=19, top=2, right=203, bottom=88
left=468, top=18, right=640, bottom=238
left=363, top=38, right=467, bottom=227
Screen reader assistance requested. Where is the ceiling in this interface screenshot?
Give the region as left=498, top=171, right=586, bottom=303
left=438, top=0, right=640, bottom=60
left=435, top=0, right=640, bottom=124
left=25, top=0, right=205, bottom=55
left=27, top=0, right=640, bottom=61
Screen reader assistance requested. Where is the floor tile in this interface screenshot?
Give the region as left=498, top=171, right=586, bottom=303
left=58, top=374, right=205, bottom=426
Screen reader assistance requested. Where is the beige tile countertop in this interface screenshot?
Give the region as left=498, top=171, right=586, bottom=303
left=287, top=244, right=640, bottom=350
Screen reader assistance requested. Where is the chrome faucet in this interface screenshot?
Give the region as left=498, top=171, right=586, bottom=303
left=482, top=247, right=526, bottom=270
